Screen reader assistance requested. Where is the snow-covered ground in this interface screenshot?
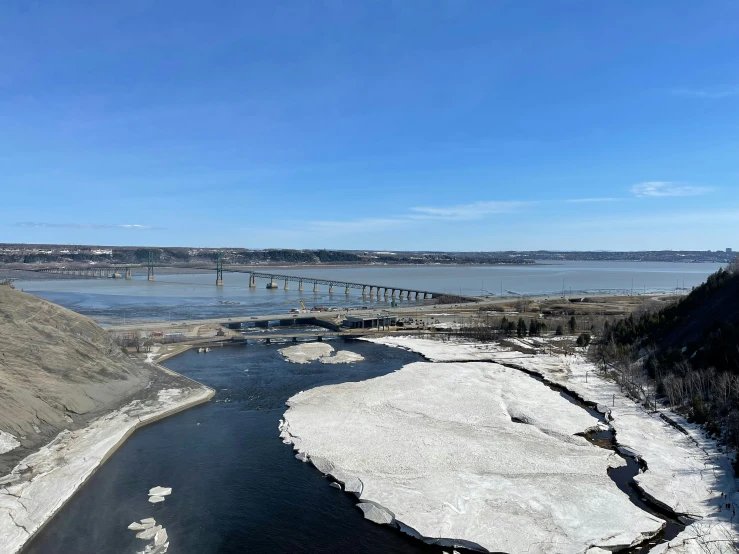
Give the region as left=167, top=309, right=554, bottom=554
left=0, top=432, right=20, bottom=455
left=364, top=336, right=739, bottom=553
left=0, top=385, right=213, bottom=554
left=282, top=360, right=665, bottom=553
left=279, top=343, right=365, bottom=364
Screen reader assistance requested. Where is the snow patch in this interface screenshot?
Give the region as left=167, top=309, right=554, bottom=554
left=0, top=431, right=21, bottom=455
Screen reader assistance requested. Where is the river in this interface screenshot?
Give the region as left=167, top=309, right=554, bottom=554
left=15, top=261, right=723, bottom=325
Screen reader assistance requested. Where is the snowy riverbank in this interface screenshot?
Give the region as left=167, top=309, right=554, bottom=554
left=281, top=349, right=676, bottom=551
left=0, top=383, right=213, bottom=554
left=362, top=336, right=739, bottom=553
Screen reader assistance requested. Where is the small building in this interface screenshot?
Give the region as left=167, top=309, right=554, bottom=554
left=728, top=248, right=733, bottom=254
left=342, top=315, right=396, bottom=330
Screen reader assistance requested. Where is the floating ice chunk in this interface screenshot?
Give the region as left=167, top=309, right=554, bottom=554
left=295, top=452, right=309, bottom=462
left=0, top=431, right=21, bottom=454
left=342, top=476, right=363, bottom=496
left=320, top=351, right=365, bottom=364
left=279, top=343, right=334, bottom=364
left=310, top=456, right=334, bottom=474
left=136, top=525, right=161, bottom=540
left=154, top=527, right=168, bottom=546
left=141, top=518, right=156, bottom=524
left=128, top=521, right=155, bottom=530
left=148, top=486, right=172, bottom=496
left=357, top=501, right=394, bottom=525
left=148, top=495, right=166, bottom=503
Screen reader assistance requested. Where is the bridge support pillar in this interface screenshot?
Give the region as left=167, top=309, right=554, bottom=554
left=313, top=282, right=319, bottom=293
left=376, top=288, right=381, bottom=298
left=298, top=280, right=303, bottom=291
left=284, top=279, right=289, bottom=290
left=126, top=268, right=132, bottom=280
left=391, top=289, right=397, bottom=298
left=406, top=290, right=411, bottom=299
left=345, top=286, right=350, bottom=295
left=328, top=284, right=334, bottom=294
left=249, top=275, right=257, bottom=288
left=383, top=288, right=389, bottom=299
left=424, top=293, right=429, bottom=299
left=415, top=292, right=419, bottom=300
left=362, top=286, right=367, bottom=296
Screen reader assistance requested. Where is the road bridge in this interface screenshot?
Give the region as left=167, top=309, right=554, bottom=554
left=31, top=263, right=481, bottom=303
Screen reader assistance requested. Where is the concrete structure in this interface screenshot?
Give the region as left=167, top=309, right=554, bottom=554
left=342, top=315, right=397, bottom=330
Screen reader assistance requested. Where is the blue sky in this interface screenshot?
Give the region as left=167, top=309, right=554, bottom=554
left=1, top=0, right=738, bottom=251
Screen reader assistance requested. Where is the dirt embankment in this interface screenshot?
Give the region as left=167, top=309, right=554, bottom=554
left=0, top=286, right=153, bottom=473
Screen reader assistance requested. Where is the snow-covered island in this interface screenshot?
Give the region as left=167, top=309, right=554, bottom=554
left=281, top=336, right=738, bottom=554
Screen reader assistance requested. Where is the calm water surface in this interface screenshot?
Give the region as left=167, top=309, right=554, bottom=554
left=25, top=341, right=446, bottom=554
left=16, top=261, right=723, bottom=324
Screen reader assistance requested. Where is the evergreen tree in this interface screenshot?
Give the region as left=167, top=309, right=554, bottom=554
left=529, top=319, right=538, bottom=336
left=568, top=316, right=577, bottom=333
left=517, top=318, right=527, bottom=338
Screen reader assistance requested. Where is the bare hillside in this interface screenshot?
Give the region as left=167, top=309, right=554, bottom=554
left=0, top=286, right=152, bottom=473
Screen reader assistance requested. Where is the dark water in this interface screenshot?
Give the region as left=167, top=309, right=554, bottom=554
left=25, top=341, right=450, bottom=554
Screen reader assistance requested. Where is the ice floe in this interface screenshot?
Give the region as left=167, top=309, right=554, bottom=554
left=279, top=343, right=364, bottom=364
left=282, top=360, right=665, bottom=553
left=148, top=486, right=172, bottom=497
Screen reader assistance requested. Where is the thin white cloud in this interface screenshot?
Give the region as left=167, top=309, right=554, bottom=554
left=566, top=197, right=620, bottom=203
left=669, top=86, right=739, bottom=99
left=409, top=200, right=528, bottom=221
left=15, top=222, right=163, bottom=230
left=631, top=182, right=712, bottom=198
left=306, top=217, right=412, bottom=233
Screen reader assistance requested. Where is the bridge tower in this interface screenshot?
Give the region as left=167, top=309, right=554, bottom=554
left=147, top=251, right=155, bottom=281
left=216, top=252, right=224, bottom=286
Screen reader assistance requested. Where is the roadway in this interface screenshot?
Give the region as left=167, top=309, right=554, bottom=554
left=104, top=298, right=507, bottom=332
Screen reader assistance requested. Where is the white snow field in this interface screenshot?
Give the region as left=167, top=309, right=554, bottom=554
left=365, top=336, right=739, bottom=553
left=0, top=386, right=212, bottom=554
left=279, top=343, right=365, bottom=364
left=282, top=360, right=665, bottom=553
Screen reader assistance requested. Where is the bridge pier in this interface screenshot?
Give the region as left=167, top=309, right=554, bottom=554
left=424, top=293, right=429, bottom=299
left=298, top=280, right=303, bottom=291
left=249, top=274, right=257, bottom=288
left=126, top=268, right=132, bottom=280
left=284, top=279, right=289, bottom=290
left=414, top=292, right=419, bottom=300
left=313, top=282, right=319, bottom=293
left=328, top=284, right=334, bottom=294
left=376, top=288, right=381, bottom=299
left=362, top=286, right=367, bottom=296
left=391, top=289, right=397, bottom=298
left=384, top=288, right=389, bottom=299
left=345, top=285, right=350, bottom=295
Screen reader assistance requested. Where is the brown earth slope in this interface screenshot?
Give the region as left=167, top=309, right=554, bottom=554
left=0, top=286, right=152, bottom=473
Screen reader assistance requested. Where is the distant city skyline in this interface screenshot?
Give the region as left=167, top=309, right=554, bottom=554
left=1, top=1, right=738, bottom=250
